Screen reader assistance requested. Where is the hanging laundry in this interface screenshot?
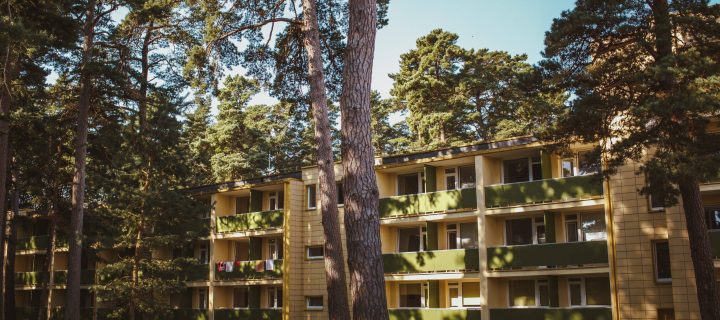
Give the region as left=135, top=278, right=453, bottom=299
left=225, top=261, right=234, bottom=272
left=217, top=262, right=225, bottom=272
left=265, top=259, right=274, bottom=271
left=255, top=260, right=265, bottom=272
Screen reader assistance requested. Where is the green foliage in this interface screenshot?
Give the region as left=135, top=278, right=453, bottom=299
left=390, top=29, right=553, bottom=150
left=371, top=91, right=410, bottom=154
left=539, top=0, right=720, bottom=205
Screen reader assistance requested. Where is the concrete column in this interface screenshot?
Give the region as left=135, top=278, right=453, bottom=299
left=475, top=155, right=490, bottom=320
left=208, top=195, right=217, bottom=320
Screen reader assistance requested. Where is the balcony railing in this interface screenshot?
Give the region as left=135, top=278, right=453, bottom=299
left=16, top=235, right=68, bottom=252
left=15, top=269, right=96, bottom=286
left=710, top=229, right=720, bottom=259
left=485, top=175, right=604, bottom=208
left=379, top=188, right=477, bottom=218
left=388, top=308, right=481, bottom=320
left=214, top=308, right=282, bottom=320
left=214, top=259, right=283, bottom=281
left=16, top=307, right=99, bottom=320
left=215, top=210, right=284, bottom=233
left=183, top=264, right=209, bottom=281
left=487, top=241, right=608, bottom=269
left=165, top=309, right=209, bottom=320
left=383, top=248, right=479, bottom=274
left=490, top=307, right=612, bottom=320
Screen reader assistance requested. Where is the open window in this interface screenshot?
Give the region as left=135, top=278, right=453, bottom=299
left=505, top=217, right=545, bottom=245
left=398, top=172, right=424, bottom=195
left=446, top=222, right=479, bottom=249
left=268, top=237, right=283, bottom=260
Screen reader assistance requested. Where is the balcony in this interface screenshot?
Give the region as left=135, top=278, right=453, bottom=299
left=388, top=308, right=481, bottom=320
left=214, top=259, right=283, bottom=281
left=379, top=188, right=477, bottom=218
left=214, top=308, right=281, bottom=320
left=215, top=210, right=283, bottom=233
left=711, top=230, right=720, bottom=259
left=16, top=307, right=100, bottom=320
left=485, top=175, right=604, bottom=208
left=16, top=235, right=68, bottom=252
left=15, top=269, right=96, bottom=286
left=487, top=241, right=608, bottom=269
left=490, top=307, right=612, bottom=320
left=167, top=309, right=209, bottom=320
left=183, top=264, right=209, bottom=281
left=383, top=249, right=479, bottom=274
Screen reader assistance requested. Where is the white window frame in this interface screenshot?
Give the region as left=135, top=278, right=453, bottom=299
left=501, top=157, right=542, bottom=184
left=446, top=224, right=459, bottom=250
left=568, top=278, right=586, bottom=306
left=448, top=282, right=461, bottom=308
left=564, top=213, right=607, bottom=242
left=305, top=296, right=324, bottom=310
left=397, top=282, right=429, bottom=309
left=267, top=286, right=282, bottom=309
left=504, top=216, right=545, bottom=246
left=269, top=192, right=279, bottom=210
left=197, top=288, right=208, bottom=310
left=396, top=172, right=425, bottom=196
left=506, top=279, right=549, bottom=308
left=306, top=245, right=324, bottom=260
left=306, top=185, right=317, bottom=209
left=268, top=238, right=282, bottom=260
left=653, top=240, right=672, bottom=283
left=445, top=168, right=458, bottom=190
left=561, top=157, right=576, bottom=178
left=396, top=226, right=427, bottom=252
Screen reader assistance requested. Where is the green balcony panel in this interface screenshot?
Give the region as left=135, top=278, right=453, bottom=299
left=16, top=235, right=68, bottom=251
left=216, top=210, right=284, bottom=233
left=485, top=175, right=604, bottom=208
left=379, top=188, right=477, bottom=218
left=15, top=307, right=100, bottom=320
left=161, top=309, right=209, bottom=320
left=184, top=264, right=210, bottom=281
left=487, top=241, right=608, bottom=269
left=388, top=308, right=481, bottom=320
left=710, top=230, right=720, bottom=259
left=214, top=308, right=282, bottom=320
left=215, top=259, right=283, bottom=280
left=490, top=307, right=612, bottom=320
left=383, top=249, right=479, bottom=274
left=15, top=270, right=96, bottom=286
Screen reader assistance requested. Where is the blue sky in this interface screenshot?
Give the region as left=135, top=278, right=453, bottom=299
left=371, top=0, right=576, bottom=98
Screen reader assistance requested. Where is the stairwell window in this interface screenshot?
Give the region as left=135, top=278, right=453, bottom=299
left=654, top=240, right=672, bottom=283
left=306, top=296, right=324, bottom=310
left=306, top=185, right=317, bottom=209
left=306, top=245, right=324, bottom=260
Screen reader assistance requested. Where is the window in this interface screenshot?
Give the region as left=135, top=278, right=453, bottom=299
left=565, top=213, right=606, bottom=242
left=448, top=283, right=461, bottom=307
left=459, top=223, right=479, bottom=249
left=234, top=241, right=249, bottom=261
left=508, top=279, right=549, bottom=307
left=503, top=157, right=542, bottom=183
left=445, top=168, right=457, bottom=190
left=658, top=309, right=675, bottom=320
left=537, top=280, right=549, bottom=307
left=307, top=245, right=324, bottom=260
left=198, top=242, right=209, bottom=264
left=505, top=217, right=544, bottom=245
left=398, top=172, right=424, bottom=195
left=654, top=241, right=672, bottom=283
left=399, top=283, right=427, bottom=308
left=197, top=288, right=208, bottom=310
left=461, top=282, right=481, bottom=306
left=235, top=197, right=250, bottom=214
left=337, top=183, right=344, bottom=205
left=233, top=287, right=249, bottom=308
left=561, top=158, right=576, bottom=178
left=458, top=165, right=476, bottom=188
left=268, top=238, right=283, bottom=260
left=398, top=226, right=426, bottom=252
left=447, top=224, right=458, bottom=249
left=568, top=277, right=611, bottom=306
left=706, top=207, right=720, bottom=230
left=307, top=185, right=317, bottom=209
left=267, top=287, right=283, bottom=308
left=269, top=192, right=283, bottom=210
left=562, top=152, right=599, bottom=177
left=647, top=175, right=666, bottom=211
left=306, top=296, right=324, bottom=310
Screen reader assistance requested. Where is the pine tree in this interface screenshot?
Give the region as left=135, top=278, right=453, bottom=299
left=370, top=91, right=410, bottom=154
left=539, top=0, right=720, bottom=318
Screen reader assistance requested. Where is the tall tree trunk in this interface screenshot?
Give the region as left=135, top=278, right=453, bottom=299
left=679, top=180, right=720, bottom=319
left=38, top=202, right=58, bottom=320
left=66, top=0, right=96, bottom=318
left=300, top=1, right=351, bottom=319
left=339, top=1, right=388, bottom=319
left=651, top=1, right=720, bottom=318
left=4, top=166, right=19, bottom=320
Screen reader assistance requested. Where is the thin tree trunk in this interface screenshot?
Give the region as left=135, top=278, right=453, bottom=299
left=300, top=1, right=351, bottom=319
left=679, top=180, right=720, bottom=319
left=4, top=166, right=19, bottom=320
left=66, top=0, right=96, bottom=318
left=339, top=1, right=388, bottom=319
left=38, top=203, right=58, bottom=320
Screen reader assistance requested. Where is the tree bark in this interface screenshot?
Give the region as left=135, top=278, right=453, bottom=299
left=38, top=202, right=58, bottom=320
left=679, top=180, right=720, bottom=319
left=300, top=1, right=351, bottom=319
left=339, top=1, right=388, bottom=319
left=66, top=0, right=96, bottom=318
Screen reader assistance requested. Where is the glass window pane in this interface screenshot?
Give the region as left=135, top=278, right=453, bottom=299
left=585, top=277, right=611, bottom=306
left=461, top=282, right=481, bottom=306
left=655, top=241, right=672, bottom=281
left=398, top=173, right=420, bottom=195
left=459, top=223, right=478, bottom=249
left=581, top=213, right=607, bottom=241
left=538, top=282, right=549, bottom=306
left=398, top=227, right=421, bottom=252
left=337, top=183, right=344, bottom=205
left=505, top=219, right=533, bottom=245
left=531, top=160, right=543, bottom=181
left=536, top=224, right=546, bottom=244
left=509, top=280, right=536, bottom=307
left=503, top=158, right=530, bottom=183
left=447, top=231, right=458, bottom=250
left=307, top=185, right=317, bottom=208
left=562, top=159, right=575, bottom=177
left=307, top=246, right=324, bottom=258
left=458, top=166, right=476, bottom=188
left=399, top=284, right=423, bottom=308
left=706, top=207, right=720, bottom=230
left=578, top=152, right=599, bottom=175
left=566, top=222, right=579, bottom=242
left=449, top=287, right=460, bottom=307
left=446, top=175, right=457, bottom=190
left=236, top=197, right=250, bottom=214
left=233, top=287, right=248, bottom=308
left=277, top=192, right=284, bottom=209
left=569, top=282, right=582, bottom=306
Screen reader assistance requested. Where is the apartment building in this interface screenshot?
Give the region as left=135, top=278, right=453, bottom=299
left=12, top=136, right=720, bottom=320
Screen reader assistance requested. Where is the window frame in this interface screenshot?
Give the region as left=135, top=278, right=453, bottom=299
left=396, top=226, right=427, bottom=252
left=232, top=287, right=249, bottom=309
left=564, top=213, right=607, bottom=242
left=268, top=191, right=283, bottom=210
left=305, top=296, right=324, bottom=311
left=267, top=286, right=283, bottom=309
left=396, top=172, right=425, bottom=196
left=306, top=184, right=317, bottom=209
left=197, top=288, right=208, bottom=310
left=653, top=240, right=672, bottom=284
left=306, top=245, right=324, bottom=260
left=502, top=157, right=543, bottom=184
left=198, top=242, right=209, bottom=264
left=504, top=216, right=545, bottom=246
left=507, top=279, right=548, bottom=308
left=397, top=282, right=429, bottom=309
left=567, top=277, right=612, bottom=306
